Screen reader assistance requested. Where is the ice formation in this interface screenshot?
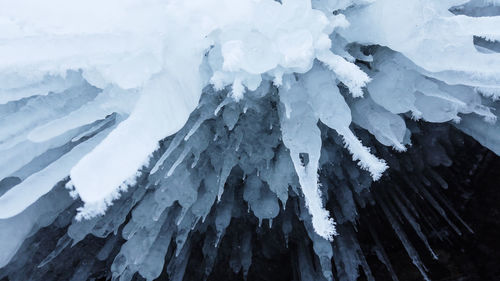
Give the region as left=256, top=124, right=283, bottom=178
left=0, top=0, right=499, bottom=280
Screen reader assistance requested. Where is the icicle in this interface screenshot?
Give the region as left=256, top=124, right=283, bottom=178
left=278, top=75, right=337, bottom=240
left=393, top=183, right=420, bottom=219
left=167, top=240, right=191, bottom=281
left=367, top=223, right=400, bottom=281
left=175, top=212, right=197, bottom=256
left=376, top=193, right=431, bottom=281
left=316, top=50, right=371, bottom=98
left=419, top=185, right=462, bottom=235
left=214, top=96, right=232, bottom=116
left=97, top=234, right=119, bottom=261
left=216, top=154, right=237, bottom=201
left=297, top=241, right=323, bottom=281
left=388, top=188, right=438, bottom=259
left=150, top=120, right=193, bottom=175
left=37, top=234, right=72, bottom=268
left=215, top=187, right=234, bottom=246
left=166, top=147, right=191, bottom=177
left=337, top=127, right=388, bottom=180
left=427, top=185, right=474, bottom=234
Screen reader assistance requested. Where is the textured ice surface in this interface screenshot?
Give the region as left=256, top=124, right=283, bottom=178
left=0, top=0, right=371, bottom=238
left=0, top=94, right=479, bottom=281
left=0, top=0, right=500, bottom=280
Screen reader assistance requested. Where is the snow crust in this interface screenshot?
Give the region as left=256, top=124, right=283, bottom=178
left=0, top=0, right=499, bottom=245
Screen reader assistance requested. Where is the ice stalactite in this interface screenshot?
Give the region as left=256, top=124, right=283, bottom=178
left=0, top=87, right=489, bottom=281
left=0, top=0, right=500, bottom=280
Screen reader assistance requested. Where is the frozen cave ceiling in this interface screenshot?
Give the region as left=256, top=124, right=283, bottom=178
left=0, top=0, right=500, bottom=280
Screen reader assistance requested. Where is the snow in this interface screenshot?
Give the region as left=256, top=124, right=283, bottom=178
left=340, top=0, right=500, bottom=88
left=0, top=0, right=499, bottom=250
left=0, top=0, right=350, bottom=239
left=71, top=69, right=202, bottom=210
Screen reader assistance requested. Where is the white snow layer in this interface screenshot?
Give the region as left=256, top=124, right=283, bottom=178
left=0, top=0, right=499, bottom=240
